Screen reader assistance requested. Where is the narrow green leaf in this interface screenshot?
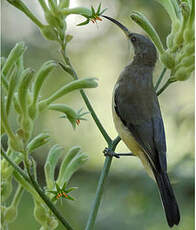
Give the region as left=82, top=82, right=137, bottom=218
left=97, top=3, right=101, bottom=14
left=65, top=187, right=78, bottom=193
left=77, top=19, right=90, bottom=26
left=62, top=181, right=68, bottom=191
left=66, top=195, right=74, bottom=200
left=47, top=190, right=57, bottom=195
left=91, top=6, right=96, bottom=16
left=55, top=183, right=61, bottom=193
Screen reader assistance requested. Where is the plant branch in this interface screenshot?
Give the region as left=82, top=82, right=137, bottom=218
left=154, top=67, right=167, bottom=91
left=1, top=149, right=31, bottom=183
left=156, top=78, right=173, bottom=96
left=85, top=136, right=121, bottom=230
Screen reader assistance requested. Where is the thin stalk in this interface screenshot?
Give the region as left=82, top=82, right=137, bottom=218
left=85, top=136, right=121, bottom=230
left=154, top=67, right=167, bottom=91
left=156, top=79, right=172, bottom=96
left=1, top=149, right=30, bottom=183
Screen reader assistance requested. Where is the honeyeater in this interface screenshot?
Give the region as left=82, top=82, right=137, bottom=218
left=103, top=15, right=180, bottom=227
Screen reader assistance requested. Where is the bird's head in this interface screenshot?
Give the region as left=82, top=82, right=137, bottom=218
left=103, top=15, right=157, bottom=66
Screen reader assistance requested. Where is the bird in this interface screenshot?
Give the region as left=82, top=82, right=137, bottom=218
left=102, top=15, right=180, bottom=228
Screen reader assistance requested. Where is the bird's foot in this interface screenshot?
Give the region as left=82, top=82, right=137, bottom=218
left=103, top=147, right=120, bottom=158
left=103, top=148, right=134, bottom=158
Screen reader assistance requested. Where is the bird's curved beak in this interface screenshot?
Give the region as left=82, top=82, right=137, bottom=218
left=102, top=15, right=130, bottom=37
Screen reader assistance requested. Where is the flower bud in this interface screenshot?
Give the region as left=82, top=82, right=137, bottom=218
left=1, top=178, right=12, bottom=202
left=40, top=25, right=58, bottom=41
left=26, top=133, right=50, bottom=153
left=2, top=41, right=26, bottom=76
left=18, top=68, right=34, bottom=114
left=57, top=146, right=81, bottom=186
left=130, top=11, right=164, bottom=54
left=62, top=152, right=88, bottom=183
left=173, top=65, right=194, bottom=81
left=6, top=69, right=17, bottom=115
left=40, top=78, right=98, bottom=107
left=184, top=42, right=194, bottom=56
left=44, top=145, right=63, bottom=189
left=183, top=27, right=194, bottom=42
left=20, top=117, right=34, bottom=141
left=166, top=21, right=180, bottom=49
left=13, top=94, right=22, bottom=115
left=4, top=206, right=17, bottom=223
left=8, top=135, right=24, bottom=153
left=48, top=217, right=58, bottom=229
left=45, top=12, right=64, bottom=30
left=34, top=200, right=48, bottom=226
left=48, top=104, right=77, bottom=129
left=29, top=60, right=56, bottom=119
left=160, top=50, right=175, bottom=69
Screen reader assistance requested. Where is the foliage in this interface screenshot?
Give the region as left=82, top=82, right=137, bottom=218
left=1, top=0, right=99, bottom=227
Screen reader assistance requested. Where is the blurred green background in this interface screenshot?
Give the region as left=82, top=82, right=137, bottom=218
left=1, top=0, right=194, bottom=229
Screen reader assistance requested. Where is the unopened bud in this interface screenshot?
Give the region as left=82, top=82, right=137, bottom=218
left=40, top=25, right=58, bottom=41
left=26, top=133, right=50, bottom=153
left=160, top=51, right=175, bottom=69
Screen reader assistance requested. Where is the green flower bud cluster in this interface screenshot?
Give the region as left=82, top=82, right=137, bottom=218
left=1, top=185, right=24, bottom=228
left=7, top=0, right=106, bottom=48
left=1, top=42, right=97, bottom=149
left=30, top=145, right=87, bottom=229
left=1, top=42, right=97, bottom=229
left=131, top=0, right=194, bottom=82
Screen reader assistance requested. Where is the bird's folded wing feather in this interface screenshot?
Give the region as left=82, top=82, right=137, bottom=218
left=114, top=87, right=167, bottom=173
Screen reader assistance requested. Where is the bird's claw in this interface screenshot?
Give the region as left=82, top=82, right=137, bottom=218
left=103, top=147, right=120, bottom=158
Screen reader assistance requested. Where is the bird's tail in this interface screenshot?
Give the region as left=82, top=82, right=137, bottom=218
left=154, top=172, right=180, bottom=227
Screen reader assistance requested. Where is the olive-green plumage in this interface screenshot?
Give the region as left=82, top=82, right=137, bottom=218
left=103, top=15, right=180, bottom=227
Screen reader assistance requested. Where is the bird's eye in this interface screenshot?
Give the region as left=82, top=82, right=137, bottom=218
left=131, top=36, right=136, bottom=42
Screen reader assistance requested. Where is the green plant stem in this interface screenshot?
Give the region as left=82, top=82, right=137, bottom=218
left=154, top=67, right=167, bottom=91
left=1, top=149, right=74, bottom=230
left=156, top=79, right=172, bottom=96
left=1, top=149, right=31, bottom=183
left=85, top=136, right=120, bottom=230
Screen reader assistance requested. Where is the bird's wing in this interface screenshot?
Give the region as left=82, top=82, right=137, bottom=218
left=114, top=86, right=167, bottom=173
